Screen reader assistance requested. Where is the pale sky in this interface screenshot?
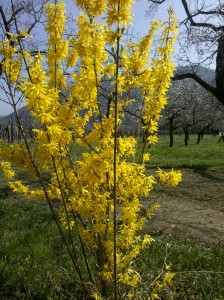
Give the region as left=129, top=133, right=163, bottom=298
left=0, top=0, right=185, bottom=116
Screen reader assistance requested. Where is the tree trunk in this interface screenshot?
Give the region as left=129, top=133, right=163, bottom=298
left=197, top=132, right=201, bottom=144
left=183, top=129, right=189, bottom=146
left=169, top=120, right=174, bottom=147
left=216, top=29, right=224, bottom=104
left=218, top=135, right=224, bottom=142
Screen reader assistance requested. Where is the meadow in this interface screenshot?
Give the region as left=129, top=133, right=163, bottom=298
left=1, top=134, right=224, bottom=299
left=144, top=134, right=224, bottom=171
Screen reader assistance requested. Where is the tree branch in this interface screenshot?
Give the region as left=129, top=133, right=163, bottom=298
left=173, top=72, right=218, bottom=100
left=181, top=0, right=224, bottom=32
left=149, top=0, right=165, bottom=3
left=7, top=7, right=24, bottom=25
left=0, top=6, right=11, bottom=39
left=124, top=109, right=141, bottom=120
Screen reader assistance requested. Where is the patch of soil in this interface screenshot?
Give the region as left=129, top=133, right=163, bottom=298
left=144, top=168, right=224, bottom=243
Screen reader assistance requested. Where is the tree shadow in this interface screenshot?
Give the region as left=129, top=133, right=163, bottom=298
left=193, top=168, right=224, bottom=182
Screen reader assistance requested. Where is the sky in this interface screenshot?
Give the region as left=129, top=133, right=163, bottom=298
left=0, top=0, right=185, bottom=116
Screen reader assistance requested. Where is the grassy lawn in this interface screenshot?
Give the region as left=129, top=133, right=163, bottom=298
left=139, top=232, right=224, bottom=299
left=144, top=134, right=224, bottom=171
left=0, top=134, right=224, bottom=299
left=0, top=194, right=77, bottom=299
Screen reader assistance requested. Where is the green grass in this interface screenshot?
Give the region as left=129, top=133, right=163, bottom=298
left=142, top=134, right=224, bottom=171
left=0, top=195, right=78, bottom=299
left=137, top=231, right=224, bottom=299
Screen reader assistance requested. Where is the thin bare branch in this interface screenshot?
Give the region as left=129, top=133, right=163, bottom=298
left=181, top=0, right=224, bottom=32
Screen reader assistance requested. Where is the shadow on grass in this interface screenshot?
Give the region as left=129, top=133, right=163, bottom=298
left=0, top=186, right=12, bottom=199
left=181, top=163, right=209, bottom=171
left=146, top=164, right=210, bottom=171
left=193, top=169, right=224, bottom=182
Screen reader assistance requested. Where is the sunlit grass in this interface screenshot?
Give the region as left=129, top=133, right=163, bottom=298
left=142, top=134, right=224, bottom=171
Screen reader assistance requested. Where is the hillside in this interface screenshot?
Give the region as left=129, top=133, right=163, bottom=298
left=0, top=106, right=32, bottom=127
left=176, top=65, right=216, bottom=85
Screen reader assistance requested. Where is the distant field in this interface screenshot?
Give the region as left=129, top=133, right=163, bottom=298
left=143, top=134, right=224, bottom=171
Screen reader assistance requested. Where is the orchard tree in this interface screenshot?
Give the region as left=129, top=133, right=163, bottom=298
left=146, top=0, right=224, bottom=106
left=161, top=81, right=187, bottom=147
left=160, top=79, right=223, bottom=146
left=190, top=85, right=223, bottom=144
left=0, top=1, right=181, bottom=298
left=178, top=81, right=197, bottom=146
left=213, top=104, right=224, bottom=141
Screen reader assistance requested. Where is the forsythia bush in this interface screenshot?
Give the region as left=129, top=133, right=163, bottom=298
left=0, top=0, right=181, bottom=298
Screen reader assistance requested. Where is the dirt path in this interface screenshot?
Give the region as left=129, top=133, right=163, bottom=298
left=144, top=168, right=224, bottom=243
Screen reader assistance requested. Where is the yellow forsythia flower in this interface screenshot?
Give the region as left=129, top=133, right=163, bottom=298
left=0, top=161, right=15, bottom=179
left=90, top=292, right=104, bottom=300
left=9, top=181, right=28, bottom=194
left=164, top=271, right=175, bottom=285
left=157, top=168, right=182, bottom=188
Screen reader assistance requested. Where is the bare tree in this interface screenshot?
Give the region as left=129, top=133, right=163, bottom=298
left=160, top=82, right=185, bottom=147
left=178, top=82, right=197, bottom=146
left=146, top=0, right=224, bottom=105
left=160, top=79, right=223, bottom=146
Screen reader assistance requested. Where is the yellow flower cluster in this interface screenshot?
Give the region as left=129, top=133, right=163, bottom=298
left=9, top=181, right=29, bottom=194
left=45, top=2, right=68, bottom=88
left=151, top=270, right=175, bottom=299
left=0, top=0, right=179, bottom=296
left=76, top=0, right=107, bottom=16
left=107, top=0, right=134, bottom=27
left=142, top=12, right=178, bottom=142
left=0, top=39, right=22, bottom=83
left=0, top=161, right=15, bottom=179
left=157, top=168, right=182, bottom=188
